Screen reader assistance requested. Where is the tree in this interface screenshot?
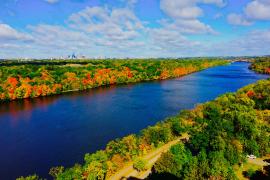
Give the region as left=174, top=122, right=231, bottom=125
left=56, top=164, right=82, bottom=180
left=209, top=151, right=230, bottom=179
left=170, top=117, right=185, bottom=136
left=121, top=135, right=139, bottom=158
left=153, top=152, right=178, bottom=175
left=106, top=139, right=128, bottom=158
left=16, top=175, right=40, bottom=180
left=141, top=124, right=172, bottom=147
left=197, top=149, right=210, bottom=179
left=49, top=166, right=64, bottom=179
left=133, top=158, right=147, bottom=172
left=183, top=157, right=199, bottom=180
left=153, top=143, right=192, bottom=178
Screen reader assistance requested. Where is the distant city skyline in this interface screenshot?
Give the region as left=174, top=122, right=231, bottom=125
left=1, top=0, right=270, bottom=58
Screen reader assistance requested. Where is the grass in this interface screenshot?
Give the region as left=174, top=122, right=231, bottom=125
left=235, top=163, right=261, bottom=180
left=234, top=155, right=270, bottom=180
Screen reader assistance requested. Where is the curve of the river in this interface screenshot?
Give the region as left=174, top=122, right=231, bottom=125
left=0, top=62, right=268, bottom=179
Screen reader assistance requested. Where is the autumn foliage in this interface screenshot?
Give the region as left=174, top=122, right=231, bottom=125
left=41, top=78, right=270, bottom=180
left=0, top=59, right=227, bottom=101
left=250, top=58, right=270, bottom=74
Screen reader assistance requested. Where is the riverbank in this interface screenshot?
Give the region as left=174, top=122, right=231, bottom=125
left=108, top=134, right=189, bottom=180
left=0, top=59, right=228, bottom=102
left=16, top=62, right=270, bottom=180
left=146, top=77, right=270, bottom=180
left=249, top=57, right=270, bottom=74
left=4, top=62, right=263, bottom=180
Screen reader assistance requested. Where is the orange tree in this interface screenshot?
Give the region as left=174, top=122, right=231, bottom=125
left=0, top=59, right=228, bottom=101
left=249, top=57, right=270, bottom=74
left=16, top=77, right=270, bottom=179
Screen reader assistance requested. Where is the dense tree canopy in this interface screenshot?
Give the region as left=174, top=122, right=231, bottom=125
left=0, top=59, right=227, bottom=101
left=16, top=60, right=270, bottom=180
left=150, top=78, right=270, bottom=180
left=19, top=77, right=270, bottom=179
left=249, top=58, right=270, bottom=74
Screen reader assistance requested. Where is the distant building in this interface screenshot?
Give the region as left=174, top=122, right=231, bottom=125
left=68, top=53, right=77, bottom=59
left=71, top=53, right=76, bottom=59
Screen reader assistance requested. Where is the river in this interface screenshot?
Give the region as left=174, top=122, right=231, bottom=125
left=0, top=62, right=268, bottom=179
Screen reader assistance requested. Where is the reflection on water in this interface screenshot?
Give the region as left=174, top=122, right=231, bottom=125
left=0, top=98, right=55, bottom=118
left=0, top=62, right=268, bottom=180
left=0, top=85, right=119, bottom=126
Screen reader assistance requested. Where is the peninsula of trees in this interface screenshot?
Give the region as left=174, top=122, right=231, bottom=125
left=249, top=57, right=270, bottom=74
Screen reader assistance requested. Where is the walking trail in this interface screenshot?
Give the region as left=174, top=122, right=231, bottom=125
left=109, top=133, right=189, bottom=180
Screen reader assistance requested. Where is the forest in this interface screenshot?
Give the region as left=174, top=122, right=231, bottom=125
left=149, top=79, right=270, bottom=179
left=249, top=57, right=270, bottom=74
left=0, top=59, right=227, bottom=102
left=17, top=60, right=270, bottom=179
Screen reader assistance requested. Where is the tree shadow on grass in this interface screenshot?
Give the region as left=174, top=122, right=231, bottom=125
left=144, top=172, right=179, bottom=180
left=243, top=159, right=270, bottom=180
left=126, top=172, right=179, bottom=180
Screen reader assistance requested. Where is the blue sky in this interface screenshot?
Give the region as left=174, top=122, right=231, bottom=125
left=0, top=0, right=270, bottom=58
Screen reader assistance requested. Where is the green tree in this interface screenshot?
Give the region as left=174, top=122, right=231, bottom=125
left=16, top=175, right=40, bottom=180
left=133, top=158, right=147, bottom=172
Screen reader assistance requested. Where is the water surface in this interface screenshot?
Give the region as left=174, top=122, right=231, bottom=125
left=0, top=62, right=268, bottom=179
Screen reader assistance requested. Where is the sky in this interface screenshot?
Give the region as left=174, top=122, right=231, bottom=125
left=0, top=0, right=270, bottom=58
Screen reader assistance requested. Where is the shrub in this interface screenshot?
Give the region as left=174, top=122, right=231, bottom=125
left=133, top=158, right=147, bottom=172
left=16, top=175, right=40, bottom=180
left=243, top=168, right=256, bottom=178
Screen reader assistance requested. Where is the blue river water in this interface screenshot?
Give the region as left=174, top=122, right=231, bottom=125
left=0, top=62, right=268, bottom=179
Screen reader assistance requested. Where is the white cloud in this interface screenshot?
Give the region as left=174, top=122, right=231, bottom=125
left=27, top=24, right=90, bottom=49
left=0, top=1, right=226, bottom=58
left=207, top=29, right=270, bottom=56
left=200, top=0, right=226, bottom=7
left=0, top=43, right=21, bottom=49
left=245, top=0, right=270, bottom=20
left=3, top=0, right=270, bottom=58
left=0, top=24, right=32, bottom=41
left=159, top=0, right=225, bottom=35
left=160, top=0, right=226, bottom=20
left=123, top=0, right=138, bottom=7
left=0, top=5, right=148, bottom=58
left=144, top=0, right=225, bottom=56
left=68, top=6, right=145, bottom=49
left=149, top=27, right=270, bottom=57
left=172, top=19, right=216, bottom=34
left=160, top=0, right=203, bottom=20
left=213, top=13, right=223, bottom=19
left=0, top=25, right=99, bottom=58
left=149, top=28, right=201, bottom=52
left=227, top=0, right=270, bottom=26
left=45, top=0, right=59, bottom=4
left=227, top=13, right=253, bottom=26
left=237, top=29, right=270, bottom=51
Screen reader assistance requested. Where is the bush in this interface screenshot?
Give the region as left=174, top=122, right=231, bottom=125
left=170, top=117, right=185, bottom=136
left=133, top=158, right=147, bottom=172
left=243, top=168, right=256, bottom=178
left=16, top=175, right=40, bottom=180
left=49, top=166, right=64, bottom=179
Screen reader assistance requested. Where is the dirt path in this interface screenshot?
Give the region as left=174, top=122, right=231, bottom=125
left=248, top=158, right=270, bottom=166
left=235, top=155, right=270, bottom=180
left=108, top=133, right=189, bottom=180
